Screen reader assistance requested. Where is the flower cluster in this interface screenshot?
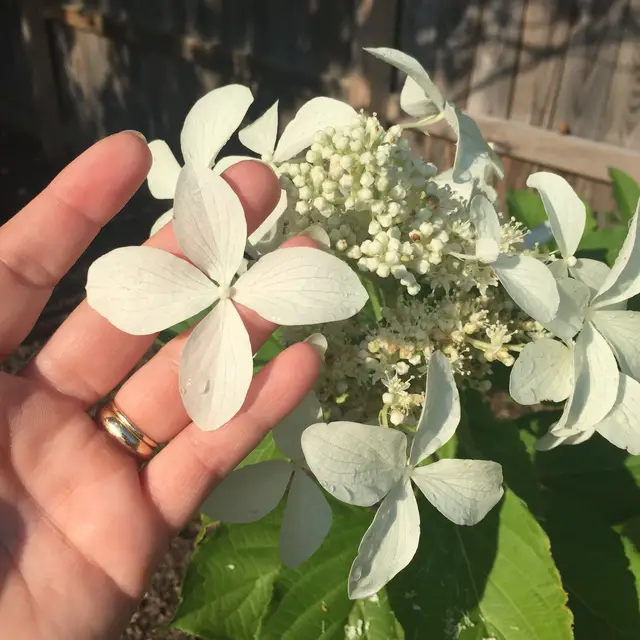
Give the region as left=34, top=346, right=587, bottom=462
left=86, top=44, right=640, bottom=602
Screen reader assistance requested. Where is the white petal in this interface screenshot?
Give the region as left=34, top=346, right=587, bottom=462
left=594, top=374, right=640, bottom=455
left=233, top=246, right=368, bottom=325
left=173, top=163, right=247, bottom=284
left=509, top=339, right=573, bottom=405
left=592, top=310, right=640, bottom=381
left=246, top=189, right=287, bottom=257
left=554, top=321, right=620, bottom=433
left=180, top=299, right=253, bottom=431
left=273, top=97, right=359, bottom=163
left=470, top=194, right=501, bottom=263
left=86, top=246, right=216, bottom=335
left=147, top=140, right=181, bottom=200
left=239, top=101, right=278, bottom=157
left=493, top=254, right=560, bottom=324
left=272, top=391, right=323, bottom=462
left=400, top=75, right=443, bottom=120
left=548, top=259, right=569, bottom=280
left=444, top=104, right=504, bottom=183
left=279, top=470, right=332, bottom=567
left=296, top=225, right=331, bottom=250
left=592, top=203, right=640, bottom=308
left=526, top=172, right=585, bottom=259
left=149, top=208, right=174, bottom=237
left=348, top=479, right=419, bottom=600
left=180, top=84, right=253, bottom=167
left=365, top=47, right=445, bottom=116
left=409, top=352, right=460, bottom=465
left=411, top=459, right=504, bottom=525
left=300, top=421, right=407, bottom=507
left=212, top=154, right=255, bottom=175
left=570, top=258, right=610, bottom=296
left=200, top=460, right=292, bottom=523
left=542, top=277, right=590, bottom=340
left=535, top=428, right=594, bottom=451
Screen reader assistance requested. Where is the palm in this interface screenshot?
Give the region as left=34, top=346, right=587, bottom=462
left=0, top=374, right=161, bottom=638
left=0, top=134, right=319, bottom=639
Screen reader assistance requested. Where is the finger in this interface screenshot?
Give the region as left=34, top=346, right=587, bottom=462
left=141, top=342, right=321, bottom=533
left=0, top=132, right=151, bottom=360
left=109, top=236, right=317, bottom=445
left=23, top=161, right=281, bottom=405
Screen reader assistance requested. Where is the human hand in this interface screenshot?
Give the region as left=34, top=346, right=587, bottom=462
left=0, top=132, right=321, bottom=639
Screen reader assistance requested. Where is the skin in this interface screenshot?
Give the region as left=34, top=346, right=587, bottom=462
left=0, top=132, right=320, bottom=639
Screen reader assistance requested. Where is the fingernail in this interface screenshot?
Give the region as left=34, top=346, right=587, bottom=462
left=297, top=225, right=331, bottom=250
left=123, top=130, right=147, bottom=143
left=304, top=333, right=328, bottom=360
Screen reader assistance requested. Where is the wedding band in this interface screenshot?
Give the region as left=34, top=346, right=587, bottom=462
left=97, top=401, right=160, bottom=460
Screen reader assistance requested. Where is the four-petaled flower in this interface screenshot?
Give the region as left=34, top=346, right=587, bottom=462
left=87, top=164, right=368, bottom=431
left=146, top=85, right=255, bottom=235
left=467, top=193, right=560, bottom=324
left=202, top=385, right=332, bottom=567
left=510, top=174, right=640, bottom=453
left=301, top=352, right=504, bottom=599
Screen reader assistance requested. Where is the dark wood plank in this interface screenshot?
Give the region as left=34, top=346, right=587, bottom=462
left=552, top=0, right=628, bottom=140
left=398, top=0, right=483, bottom=104
left=466, top=0, right=527, bottom=117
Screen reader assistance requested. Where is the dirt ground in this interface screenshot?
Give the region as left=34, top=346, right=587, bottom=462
left=0, top=124, right=196, bottom=639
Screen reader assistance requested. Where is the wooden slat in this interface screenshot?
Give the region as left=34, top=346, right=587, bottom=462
left=416, top=111, right=640, bottom=184
left=398, top=0, right=483, bottom=104
left=552, top=0, right=628, bottom=139
left=466, top=0, right=526, bottom=117
left=347, top=0, right=401, bottom=113
left=20, top=0, right=66, bottom=160
left=600, top=0, right=640, bottom=148
left=509, top=0, right=574, bottom=127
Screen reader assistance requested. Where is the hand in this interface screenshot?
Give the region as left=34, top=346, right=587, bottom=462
left=0, top=132, right=320, bottom=639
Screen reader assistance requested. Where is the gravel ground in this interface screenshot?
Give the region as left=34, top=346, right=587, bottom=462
left=0, top=124, right=197, bottom=639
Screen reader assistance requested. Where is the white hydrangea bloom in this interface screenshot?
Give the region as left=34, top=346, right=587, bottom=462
left=510, top=196, right=640, bottom=453
left=465, top=194, right=560, bottom=324
left=146, top=85, right=254, bottom=235
left=202, top=388, right=332, bottom=567
left=301, top=352, right=503, bottom=598
left=87, top=164, right=368, bottom=430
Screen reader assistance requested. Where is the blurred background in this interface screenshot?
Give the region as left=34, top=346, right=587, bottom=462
left=1, top=1, right=639, bottom=637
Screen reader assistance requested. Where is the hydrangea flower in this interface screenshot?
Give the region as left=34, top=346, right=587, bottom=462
left=146, top=85, right=255, bottom=235
left=510, top=187, right=640, bottom=452
left=301, top=352, right=504, bottom=598
left=466, top=193, right=560, bottom=324
left=237, top=97, right=359, bottom=255
left=364, top=47, right=504, bottom=189
left=202, top=385, right=332, bottom=567
left=87, top=164, right=368, bottom=431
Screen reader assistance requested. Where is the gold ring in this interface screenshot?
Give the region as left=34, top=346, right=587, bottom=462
left=97, top=401, right=160, bottom=460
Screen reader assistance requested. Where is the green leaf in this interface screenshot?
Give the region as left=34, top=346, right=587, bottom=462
left=172, top=508, right=283, bottom=639
left=259, top=502, right=374, bottom=639
left=346, top=590, right=404, bottom=640
left=388, top=490, right=573, bottom=640
left=544, top=490, right=640, bottom=638
left=609, top=168, right=640, bottom=222
left=578, top=226, right=627, bottom=266
left=507, top=189, right=548, bottom=231
left=359, top=274, right=387, bottom=324
left=175, top=500, right=401, bottom=639
left=237, top=433, right=286, bottom=468
left=535, top=432, right=640, bottom=524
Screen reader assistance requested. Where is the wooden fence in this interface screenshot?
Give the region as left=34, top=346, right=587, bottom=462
left=3, top=0, right=640, bottom=211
